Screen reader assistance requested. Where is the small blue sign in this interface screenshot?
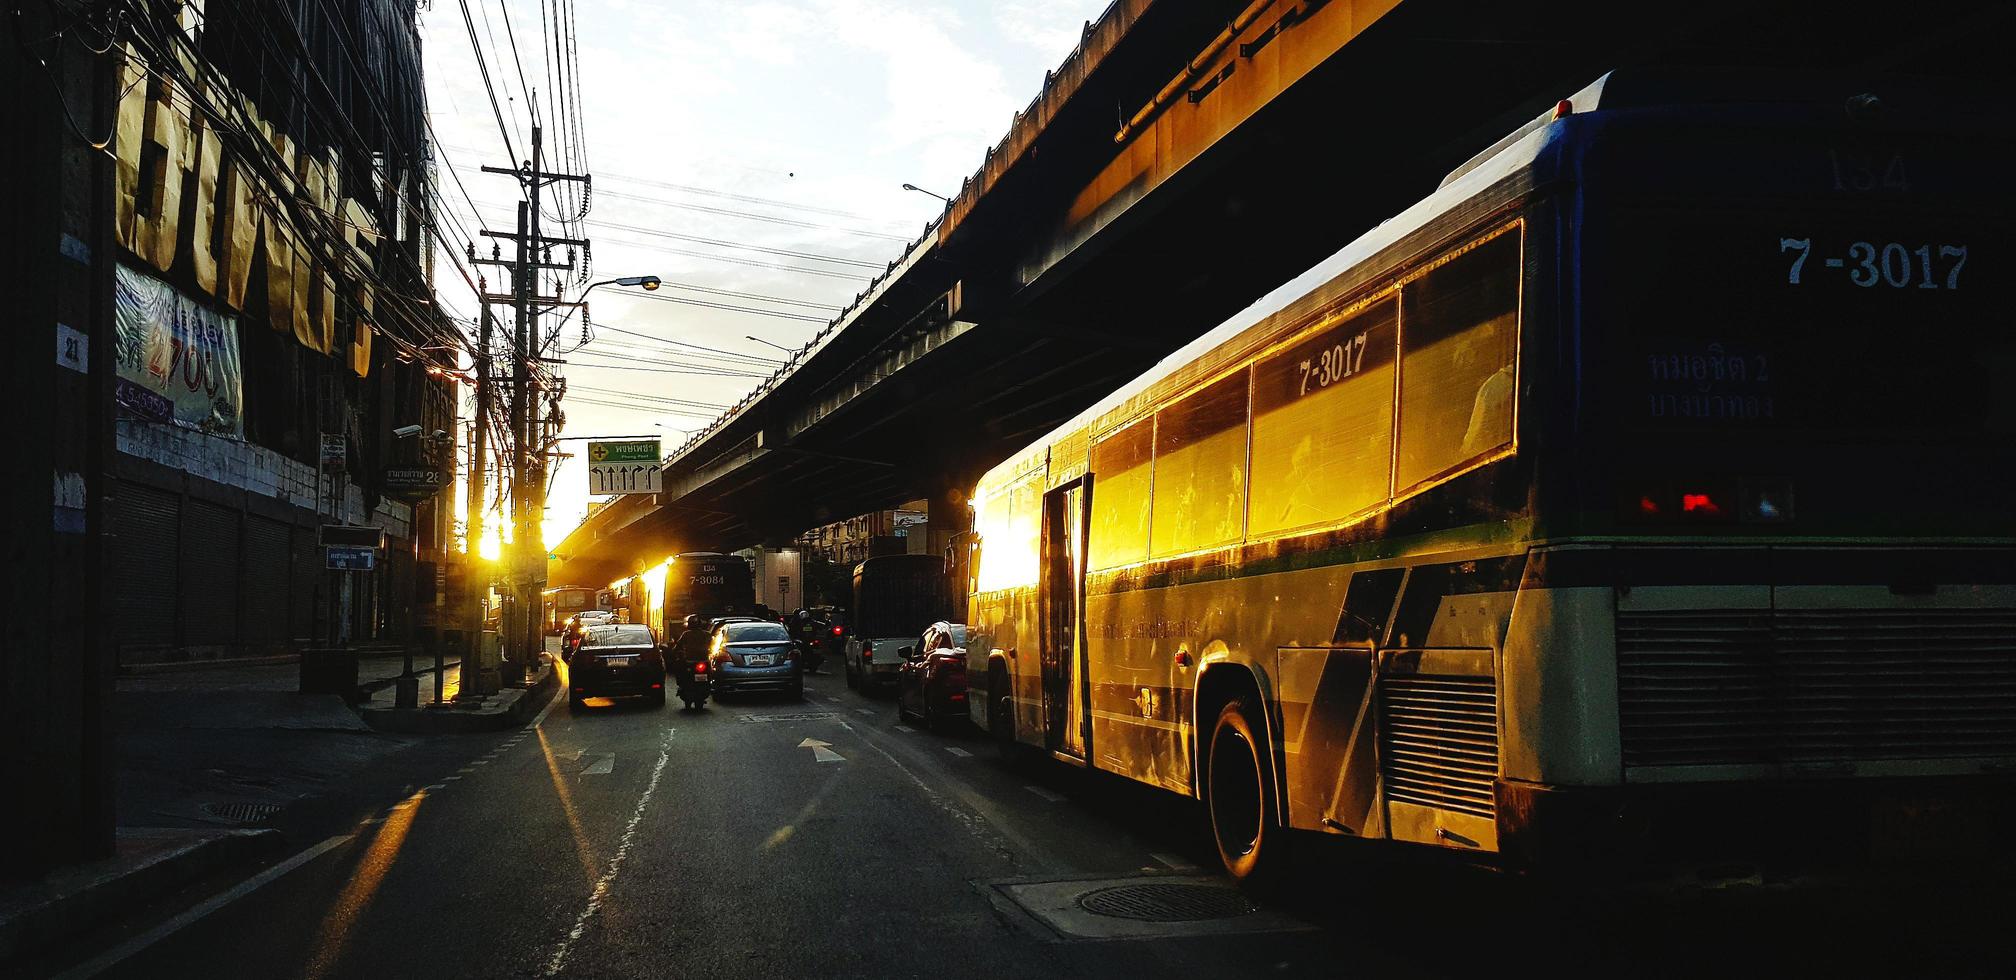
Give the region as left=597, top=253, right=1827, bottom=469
left=325, top=545, right=378, bottom=571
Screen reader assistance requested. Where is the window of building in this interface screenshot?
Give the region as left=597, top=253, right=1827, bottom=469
left=1087, top=419, right=1153, bottom=569
left=1151, top=372, right=1250, bottom=557
left=1248, top=296, right=1398, bottom=536
left=1396, top=229, right=1520, bottom=490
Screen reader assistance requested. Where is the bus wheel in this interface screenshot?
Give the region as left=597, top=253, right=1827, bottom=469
left=1208, top=698, right=1283, bottom=886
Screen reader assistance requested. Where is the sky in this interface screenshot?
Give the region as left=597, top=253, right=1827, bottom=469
left=416, top=0, right=1113, bottom=554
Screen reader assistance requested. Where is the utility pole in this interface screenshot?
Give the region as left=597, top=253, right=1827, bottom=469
left=466, top=290, right=493, bottom=555
left=476, top=125, right=588, bottom=683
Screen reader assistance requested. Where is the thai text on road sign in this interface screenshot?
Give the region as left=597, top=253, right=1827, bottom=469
left=587, top=440, right=661, bottom=495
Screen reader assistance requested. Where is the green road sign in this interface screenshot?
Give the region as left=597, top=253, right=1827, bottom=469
left=587, top=440, right=658, bottom=463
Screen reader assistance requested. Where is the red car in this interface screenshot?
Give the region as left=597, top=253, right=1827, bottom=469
left=895, top=622, right=968, bottom=730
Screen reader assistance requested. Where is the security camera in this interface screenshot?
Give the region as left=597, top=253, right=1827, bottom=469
left=431, top=429, right=451, bottom=441
left=393, top=424, right=423, bottom=438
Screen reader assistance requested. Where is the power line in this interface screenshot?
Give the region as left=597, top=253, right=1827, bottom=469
left=587, top=323, right=784, bottom=364
left=587, top=218, right=888, bottom=269
left=564, top=234, right=874, bottom=281
left=454, top=0, right=520, bottom=164
left=612, top=290, right=831, bottom=323
left=595, top=188, right=911, bottom=242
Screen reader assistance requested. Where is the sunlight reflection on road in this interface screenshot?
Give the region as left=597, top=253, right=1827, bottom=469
left=301, top=792, right=425, bottom=980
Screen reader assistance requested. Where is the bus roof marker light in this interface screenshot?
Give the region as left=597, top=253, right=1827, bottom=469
left=1552, top=99, right=1573, bottom=120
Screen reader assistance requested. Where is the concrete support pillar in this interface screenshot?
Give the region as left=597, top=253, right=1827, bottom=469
left=927, top=483, right=976, bottom=617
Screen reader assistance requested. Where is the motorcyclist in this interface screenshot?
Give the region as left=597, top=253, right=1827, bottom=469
left=668, top=614, right=712, bottom=690
left=792, top=609, right=828, bottom=673
left=561, top=615, right=584, bottom=662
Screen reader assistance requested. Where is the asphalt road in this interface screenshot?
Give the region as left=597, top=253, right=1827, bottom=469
left=35, top=668, right=2016, bottom=979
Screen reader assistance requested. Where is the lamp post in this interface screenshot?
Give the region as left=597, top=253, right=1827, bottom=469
left=745, top=335, right=798, bottom=355
left=900, top=183, right=949, bottom=203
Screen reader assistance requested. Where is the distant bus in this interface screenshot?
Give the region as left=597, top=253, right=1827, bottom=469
left=964, top=68, right=2016, bottom=884
left=541, top=586, right=596, bottom=635
left=660, top=552, right=757, bottom=631
left=848, top=554, right=952, bottom=691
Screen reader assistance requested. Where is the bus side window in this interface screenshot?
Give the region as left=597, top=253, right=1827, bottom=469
left=1397, top=229, right=1520, bottom=491
left=1151, top=372, right=1250, bottom=557
left=1087, top=419, right=1153, bottom=569
left=1249, top=296, right=1398, bottom=536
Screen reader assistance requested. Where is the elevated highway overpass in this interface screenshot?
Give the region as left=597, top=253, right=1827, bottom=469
left=555, top=0, right=2012, bottom=588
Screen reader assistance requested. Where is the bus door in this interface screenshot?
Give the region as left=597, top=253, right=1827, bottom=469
left=1040, top=481, right=1091, bottom=758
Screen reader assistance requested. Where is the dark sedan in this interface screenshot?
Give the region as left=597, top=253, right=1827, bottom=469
left=566, top=624, right=666, bottom=711
left=708, top=621, right=803, bottom=700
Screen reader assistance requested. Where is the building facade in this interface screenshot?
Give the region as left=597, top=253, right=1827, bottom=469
left=106, top=0, right=459, bottom=664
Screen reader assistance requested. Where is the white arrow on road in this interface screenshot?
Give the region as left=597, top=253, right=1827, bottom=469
left=797, top=738, right=845, bottom=763
left=580, top=754, right=614, bottom=776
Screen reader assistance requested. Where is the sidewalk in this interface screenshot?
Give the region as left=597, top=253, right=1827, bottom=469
left=355, top=643, right=557, bottom=735
left=0, top=644, right=558, bottom=969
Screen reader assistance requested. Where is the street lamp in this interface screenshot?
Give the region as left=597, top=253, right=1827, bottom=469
left=745, top=335, right=799, bottom=355
left=900, top=183, right=949, bottom=203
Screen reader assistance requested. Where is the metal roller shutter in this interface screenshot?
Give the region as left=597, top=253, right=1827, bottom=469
left=114, top=482, right=179, bottom=647
left=292, top=525, right=320, bottom=641
left=242, top=516, right=290, bottom=642
left=179, top=499, right=241, bottom=645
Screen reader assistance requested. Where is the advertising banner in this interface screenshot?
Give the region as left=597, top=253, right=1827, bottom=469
left=114, top=263, right=245, bottom=437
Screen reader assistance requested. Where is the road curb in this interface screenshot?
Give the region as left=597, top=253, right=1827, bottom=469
left=0, top=827, right=283, bottom=963
left=355, top=664, right=555, bottom=735
left=119, top=654, right=300, bottom=675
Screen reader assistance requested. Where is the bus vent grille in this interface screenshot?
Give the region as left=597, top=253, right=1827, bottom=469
left=1617, top=608, right=2016, bottom=767
left=1379, top=673, right=1499, bottom=818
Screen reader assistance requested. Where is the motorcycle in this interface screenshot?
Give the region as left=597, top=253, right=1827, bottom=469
left=675, top=659, right=712, bottom=710
left=795, top=636, right=825, bottom=674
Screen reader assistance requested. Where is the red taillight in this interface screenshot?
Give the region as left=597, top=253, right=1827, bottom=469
left=693, top=660, right=708, bottom=674
left=1680, top=492, right=1722, bottom=515
left=832, top=626, right=843, bottom=635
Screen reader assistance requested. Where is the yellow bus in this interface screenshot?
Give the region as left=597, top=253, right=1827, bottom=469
left=963, top=69, right=2015, bottom=884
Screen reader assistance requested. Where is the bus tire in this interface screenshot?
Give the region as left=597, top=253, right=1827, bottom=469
left=1207, top=697, right=1286, bottom=887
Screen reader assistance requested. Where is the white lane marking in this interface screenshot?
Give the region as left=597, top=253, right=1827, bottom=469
left=443, top=776, right=462, bottom=782
left=544, top=730, right=674, bottom=977
left=854, top=708, right=877, bottom=716
left=1151, top=852, right=1199, bottom=871
left=580, top=754, right=615, bottom=776
left=798, top=737, right=845, bottom=763
left=359, top=817, right=384, bottom=826
left=421, top=783, right=447, bottom=791
left=1024, top=785, right=1067, bottom=803
left=893, top=725, right=917, bottom=734
left=824, top=696, right=843, bottom=703
left=944, top=746, right=972, bottom=758
left=54, top=835, right=354, bottom=980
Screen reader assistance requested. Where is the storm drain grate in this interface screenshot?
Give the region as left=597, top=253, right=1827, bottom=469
left=1076, top=883, right=1257, bottom=922
left=201, top=801, right=282, bottom=824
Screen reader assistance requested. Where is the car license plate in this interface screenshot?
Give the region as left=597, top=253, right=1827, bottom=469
left=746, top=655, right=773, bottom=667
left=605, top=657, right=633, bottom=668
